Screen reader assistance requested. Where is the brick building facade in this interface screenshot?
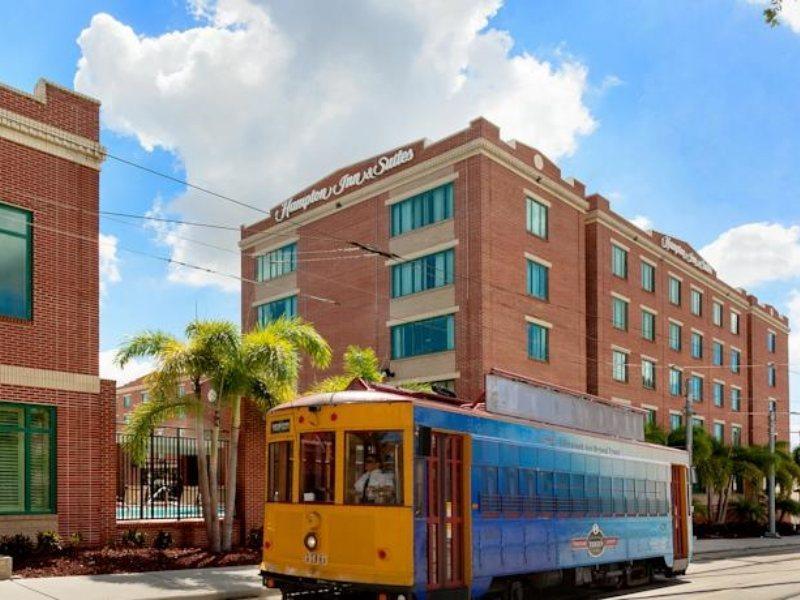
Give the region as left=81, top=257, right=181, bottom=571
left=240, top=117, right=789, bottom=450
left=0, top=79, right=116, bottom=544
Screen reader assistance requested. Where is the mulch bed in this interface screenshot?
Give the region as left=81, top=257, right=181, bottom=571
left=12, top=547, right=260, bottom=578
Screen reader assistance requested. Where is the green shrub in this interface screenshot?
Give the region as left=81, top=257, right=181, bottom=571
left=120, top=529, right=147, bottom=548
left=68, top=532, right=84, bottom=548
left=731, top=497, right=766, bottom=524
left=153, top=530, right=173, bottom=550
left=0, top=534, right=35, bottom=558
left=36, top=530, right=64, bottom=554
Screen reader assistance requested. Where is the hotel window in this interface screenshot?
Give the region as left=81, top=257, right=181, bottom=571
left=692, top=417, right=704, bottom=431
left=669, top=322, right=682, bottom=351
left=257, top=295, right=297, bottom=326
left=713, top=422, right=724, bottom=443
left=712, top=341, right=724, bottom=366
left=732, top=426, right=742, bottom=447
left=641, top=359, right=656, bottom=390
left=612, top=297, right=628, bottom=331
left=690, top=288, right=703, bottom=316
left=527, top=322, right=550, bottom=362
left=730, top=311, right=740, bottom=335
left=731, top=387, right=741, bottom=412
left=730, top=348, right=741, bottom=374
left=612, top=350, right=628, bottom=383
left=670, top=413, right=683, bottom=431
left=526, top=197, right=549, bottom=239
left=668, top=276, right=681, bottom=306
left=690, top=331, right=703, bottom=359
left=669, top=368, right=682, bottom=396
left=768, top=364, right=777, bottom=387
left=391, top=249, right=454, bottom=298
left=141, top=392, right=149, bottom=403
left=641, top=261, right=655, bottom=292
left=641, top=309, right=655, bottom=341
left=526, top=259, right=549, bottom=301
left=712, top=301, right=723, bottom=327
left=0, top=202, right=32, bottom=320
left=122, top=394, right=132, bottom=408
left=0, top=402, right=56, bottom=514
left=767, top=331, right=776, bottom=353
left=390, top=182, right=454, bottom=237
left=256, top=242, right=297, bottom=282
left=391, top=314, right=454, bottom=360
left=689, top=375, right=703, bottom=402
left=713, top=382, right=724, bottom=407
left=645, top=409, right=656, bottom=425
left=611, top=245, right=627, bottom=279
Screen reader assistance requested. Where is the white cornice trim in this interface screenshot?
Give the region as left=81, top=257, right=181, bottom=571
left=0, top=364, right=100, bottom=393
left=251, top=288, right=299, bottom=307
left=386, top=306, right=458, bottom=327
left=385, top=239, right=458, bottom=265
left=384, top=172, right=459, bottom=207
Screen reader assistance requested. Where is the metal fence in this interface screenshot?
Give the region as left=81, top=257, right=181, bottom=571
left=116, top=428, right=228, bottom=521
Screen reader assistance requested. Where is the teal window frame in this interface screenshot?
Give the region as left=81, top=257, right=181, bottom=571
left=731, top=387, right=741, bottom=411
left=641, top=309, right=655, bottom=341
left=526, top=197, right=548, bottom=239
left=526, top=259, right=549, bottom=301
left=391, top=314, right=454, bottom=360
left=730, top=349, right=741, bottom=374
left=668, top=277, right=681, bottom=306
left=669, top=322, right=682, bottom=351
left=527, top=322, right=549, bottom=362
left=611, top=245, right=627, bottom=279
left=641, top=261, right=655, bottom=292
left=0, top=402, right=56, bottom=515
left=691, top=332, right=703, bottom=359
left=670, top=413, right=683, bottom=431
left=669, top=368, right=682, bottom=396
left=713, top=382, right=724, bottom=407
left=0, top=202, right=33, bottom=321
left=256, top=243, right=297, bottom=282
left=390, top=183, right=454, bottom=237
left=257, top=295, right=297, bottom=326
left=641, top=359, right=656, bottom=390
left=391, top=249, right=454, bottom=298
left=612, top=297, right=628, bottom=331
left=712, top=342, right=723, bottom=366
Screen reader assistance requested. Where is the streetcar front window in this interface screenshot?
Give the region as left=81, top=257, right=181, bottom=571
left=267, top=441, right=293, bottom=502
left=345, top=431, right=404, bottom=505
left=300, top=432, right=335, bottom=503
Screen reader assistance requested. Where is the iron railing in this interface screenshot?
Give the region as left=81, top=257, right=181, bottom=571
left=116, top=427, right=228, bottom=521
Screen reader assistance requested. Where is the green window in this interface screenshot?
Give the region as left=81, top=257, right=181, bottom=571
left=526, top=197, right=548, bottom=239
left=391, top=249, right=454, bottom=298
left=527, top=322, right=549, bottom=362
left=256, top=243, right=297, bottom=282
left=669, top=368, right=682, bottom=396
left=668, top=276, right=681, bottom=306
left=0, top=203, right=32, bottom=320
left=641, top=359, right=656, bottom=390
left=712, top=341, right=724, bottom=366
left=611, top=245, right=627, bottom=278
left=669, top=322, right=682, bottom=351
left=731, top=387, right=741, bottom=411
left=730, top=349, right=741, bottom=374
left=612, top=297, right=628, bottom=330
left=670, top=413, right=683, bottom=431
left=526, top=259, right=549, bottom=300
left=612, top=350, right=628, bottom=382
left=641, top=310, right=655, bottom=341
left=257, top=295, right=297, bottom=326
left=691, top=332, right=703, bottom=359
left=390, top=183, right=454, bottom=237
left=713, top=382, right=724, bottom=407
left=641, top=261, right=655, bottom=292
left=690, top=289, right=703, bottom=316
left=0, top=402, right=56, bottom=514
left=391, top=314, right=454, bottom=359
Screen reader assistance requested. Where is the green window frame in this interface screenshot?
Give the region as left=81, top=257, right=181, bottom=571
left=641, top=261, right=655, bottom=292
left=713, top=382, right=724, bottom=407
left=527, top=322, right=549, bottom=362
left=526, top=259, right=549, bottom=300
left=641, top=309, right=655, bottom=341
left=0, top=402, right=56, bottom=515
left=668, top=276, right=681, bottom=306
left=612, top=297, right=628, bottom=331
left=731, top=387, right=741, bottom=411
left=390, top=183, right=454, bottom=237
left=669, top=368, right=682, bottom=396
left=611, top=245, right=627, bottom=278
left=391, top=314, right=454, bottom=359
left=526, top=197, right=548, bottom=239
left=391, top=249, right=454, bottom=298
left=0, top=202, right=33, bottom=320
left=256, top=243, right=297, bottom=282
left=257, top=295, right=297, bottom=326
left=669, top=322, right=682, bottom=351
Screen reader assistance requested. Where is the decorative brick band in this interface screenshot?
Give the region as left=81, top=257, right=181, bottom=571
left=0, top=363, right=101, bottom=393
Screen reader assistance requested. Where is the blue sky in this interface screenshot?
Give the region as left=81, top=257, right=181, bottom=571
left=2, top=0, right=799, bottom=437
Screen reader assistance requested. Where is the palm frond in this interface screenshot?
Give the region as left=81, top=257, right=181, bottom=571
left=122, top=396, right=198, bottom=464
left=255, top=317, right=332, bottom=369
left=115, top=331, right=178, bottom=367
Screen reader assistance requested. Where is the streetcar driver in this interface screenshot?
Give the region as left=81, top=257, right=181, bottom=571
left=353, top=453, right=395, bottom=504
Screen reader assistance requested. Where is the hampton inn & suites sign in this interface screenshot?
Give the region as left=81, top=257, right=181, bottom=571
left=660, top=235, right=714, bottom=275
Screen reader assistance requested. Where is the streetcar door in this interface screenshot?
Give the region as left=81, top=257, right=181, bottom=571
left=426, top=432, right=466, bottom=594
left=670, top=464, right=689, bottom=560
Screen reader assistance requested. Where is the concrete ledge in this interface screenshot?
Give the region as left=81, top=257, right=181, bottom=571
left=0, top=556, right=11, bottom=581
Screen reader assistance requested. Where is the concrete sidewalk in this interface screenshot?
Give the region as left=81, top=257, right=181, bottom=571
left=0, top=565, right=278, bottom=600
left=694, top=535, right=800, bottom=558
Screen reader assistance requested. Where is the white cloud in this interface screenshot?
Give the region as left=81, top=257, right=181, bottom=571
left=699, top=222, right=800, bottom=289
left=629, top=215, right=653, bottom=232
left=99, top=348, right=153, bottom=385
left=99, top=233, right=121, bottom=295
left=74, top=0, right=598, bottom=291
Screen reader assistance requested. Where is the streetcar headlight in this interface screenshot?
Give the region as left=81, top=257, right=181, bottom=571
left=304, top=532, right=318, bottom=551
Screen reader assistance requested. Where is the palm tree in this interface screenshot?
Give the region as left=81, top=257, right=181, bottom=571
left=310, top=345, right=432, bottom=393
left=116, top=317, right=331, bottom=552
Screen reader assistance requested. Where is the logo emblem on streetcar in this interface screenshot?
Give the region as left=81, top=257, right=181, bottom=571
left=571, top=523, right=619, bottom=557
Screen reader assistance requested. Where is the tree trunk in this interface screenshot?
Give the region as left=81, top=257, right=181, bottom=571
left=208, top=406, right=221, bottom=553
left=193, top=384, right=217, bottom=552
left=221, top=396, right=242, bottom=551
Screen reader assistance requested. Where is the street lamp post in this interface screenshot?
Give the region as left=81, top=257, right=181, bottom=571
left=766, top=403, right=779, bottom=538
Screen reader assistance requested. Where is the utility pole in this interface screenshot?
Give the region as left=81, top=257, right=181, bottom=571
left=766, top=403, right=779, bottom=538
left=684, top=379, right=694, bottom=518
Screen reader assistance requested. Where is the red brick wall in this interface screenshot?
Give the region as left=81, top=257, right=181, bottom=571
left=747, top=308, right=790, bottom=444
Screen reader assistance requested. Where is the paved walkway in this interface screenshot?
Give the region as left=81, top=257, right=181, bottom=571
left=694, top=535, right=800, bottom=558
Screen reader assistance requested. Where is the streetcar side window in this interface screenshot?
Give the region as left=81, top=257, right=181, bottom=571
left=300, top=432, right=335, bottom=503
left=267, top=441, right=293, bottom=503
left=345, top=430, right=404, bottom=505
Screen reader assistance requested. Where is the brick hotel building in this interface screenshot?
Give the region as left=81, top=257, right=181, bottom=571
left=240, top=118, right=789, bottom=446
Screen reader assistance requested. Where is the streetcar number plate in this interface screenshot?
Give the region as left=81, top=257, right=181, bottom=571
left=303, top=552, right=328, bottom=565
